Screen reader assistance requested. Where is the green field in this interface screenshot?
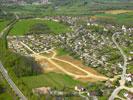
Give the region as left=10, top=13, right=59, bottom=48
left=10, top=19, right=71, bottom=36
left=0, top=19, right=9, bottom=32
left=0, top=74, right=14, bottom=100
left=0, top=93, right=13, bottom=100
left=21, top=72, right=84, bottom=90
left=3, top=0, right=133, bottom=16
left=56, top=48, right=70, bottom=56
left=94, top=12, right=133, bottom=26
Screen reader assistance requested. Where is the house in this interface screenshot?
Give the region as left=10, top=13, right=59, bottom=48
left=128, top=56, right=132, bottom=61
left=90, top=91, right=97, bottom=96
left=87, top=23, right=91, bottom=26
left=124, top=92, right=133, bottom=100
left=125, top=74, right=133, bottom=82
left=105, top=81, right=113, bottom=88
left=53, top=19, right=59, bottom=22
left=126, top=77, right=132, bottom=82
left=130, top=51, right=133, bottom=54
left=122, top=25, right=126, bottom=33
left=103, top=28, right=108, bottom=32
left=75, top=86, right=86, bottom=92
left=33, top=87, right=51, bottom=95
left=118, top=63, right=122, bottom=68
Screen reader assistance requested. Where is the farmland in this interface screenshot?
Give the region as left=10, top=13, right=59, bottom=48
left=2, top=0, right=133, bottom=16
left=93, top=11, right=133, bottom=26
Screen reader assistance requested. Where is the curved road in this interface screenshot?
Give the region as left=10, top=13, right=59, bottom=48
left=0, top=14, right=27, bottom=100
left=109, top=32, right=128, bottom=100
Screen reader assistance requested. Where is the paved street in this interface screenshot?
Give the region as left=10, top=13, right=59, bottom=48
left=0, top=13, right=19, bottom=38
left=0, top=13, right=27, bottom=100
left=0, top=61, right=27, bottom=100
left=109, top=32, right=129, bottom=100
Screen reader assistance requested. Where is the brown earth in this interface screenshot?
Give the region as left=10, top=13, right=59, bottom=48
left=52, top=59, right=87, bottom=75
left=56, top=55, right=103, bottom=76
left=36, top=58, right=63, bottom=74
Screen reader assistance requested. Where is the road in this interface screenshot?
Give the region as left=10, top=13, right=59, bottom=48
left=0, top=62, right=27, bottom=100
left=0, top=24, right=11, bottom=37
left=109, top=32, right=128, bottom=100
left=0, top=13, right=27, bottom=100
left=0, top=13, right=19, bottom=38
left=112, top=33, right=127, bottom=82
left=20, top=41, right=108, bottom=80
left=52, top=51, right=108, bottom=80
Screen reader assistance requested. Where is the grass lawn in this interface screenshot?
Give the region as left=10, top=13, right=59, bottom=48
left=98, top=96, right=108, bottom=100
left=0, top=19, right=9, bottom=32
left=127, top=65, right=133, bottom=73
left=21, top=72, right=85, bottom=90
left=9, top=19, right=71, bottom=36
left=56, top=48, right=70, bottom=56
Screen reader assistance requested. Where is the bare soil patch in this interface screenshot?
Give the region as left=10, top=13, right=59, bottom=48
left=32, top=51, right=107, bottom=82
left=56, top=55, right=102, bottom=76
left=52, top=59, right=87, bottom=75
left=105, top=10, right=133, bottom=14
left=36, top=58, right=63, bottom=74
left=77, top=77, right=100, bottom=82
left=40, top=52, right=54, bottom=58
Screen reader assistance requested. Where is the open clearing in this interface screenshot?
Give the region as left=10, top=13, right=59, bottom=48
left=19, top=41, right=108, bottom=83
left=56, top=55, right=103, bottom=76
left=9, top=19, right=71, bottom=36
left=36, top=57, right=63, bottom=73
left=104, top=10, right=133, bottom=14
left=52, top=59, right=87, bottom=75
left=32, top=50, right=108, bottom=82
left=21, top=72, right=84, bottom=90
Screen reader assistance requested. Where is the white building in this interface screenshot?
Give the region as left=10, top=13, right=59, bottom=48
left=41, top=0, right=49, bottom=4
left=122, top=25, right=126, bottom=33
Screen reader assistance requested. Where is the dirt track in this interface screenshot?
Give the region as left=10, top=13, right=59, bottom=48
left=21, top=42, right=108, bottom=81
